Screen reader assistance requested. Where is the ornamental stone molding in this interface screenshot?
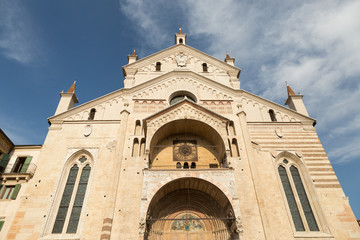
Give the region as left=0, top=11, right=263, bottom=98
left=138, top=170, right=243, bottom=236
left=132, top=77, right=232, bottom=101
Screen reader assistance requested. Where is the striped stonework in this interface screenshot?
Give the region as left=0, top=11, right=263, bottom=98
left=248, top=123, right=341, bottom=189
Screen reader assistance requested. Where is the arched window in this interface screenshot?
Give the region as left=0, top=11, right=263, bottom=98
left=140, top=138, right=146, bottom=156
left=191, top=162, right=196, bottom=169
left=134, top=120, right=141, bottom=135
left=179, top=38, right=183, bottom=44
left=176, top=162, right=181, bottom=169
left=183, top=162, right=189, bottom=169
left=156, top=62, right=161, bottom=71
left=231, top=139, right=240, bottom=157
left=88, top=108, right=96, bottom=120
left=169, top=91, right=197, bottom=105
left=228, top=121, right=236, bottom=135
left=269, top=109, right=277, bottom=122
left=132, top=138, right=139, bottom=157
left=278, top=159, right=319, bottom=232
left=52, top=155, right=92, bottom=234
left=202, top=63, right=208, bottom=72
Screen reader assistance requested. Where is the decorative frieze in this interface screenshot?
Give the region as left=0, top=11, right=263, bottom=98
left=133, top=99, right=167, bottom=113
left=200, top=100, right=233, bottom=114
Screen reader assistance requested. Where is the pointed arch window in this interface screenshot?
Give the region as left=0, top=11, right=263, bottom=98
left=278, top=160, right=319, bottom=232
left=52, top=156, right=92, bottom=234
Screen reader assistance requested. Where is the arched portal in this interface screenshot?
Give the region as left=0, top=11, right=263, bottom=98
left=149, top=119, right=227, bottom=169
left=145, top=178, right=239, bottom=240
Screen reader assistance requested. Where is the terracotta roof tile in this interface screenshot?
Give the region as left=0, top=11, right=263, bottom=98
left=287, top=84, right=296, bottom=96
left=67, top=81, right=76, bottom=93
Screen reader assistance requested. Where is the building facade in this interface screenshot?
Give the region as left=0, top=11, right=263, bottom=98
left=0, top=30, right=359, bottom=240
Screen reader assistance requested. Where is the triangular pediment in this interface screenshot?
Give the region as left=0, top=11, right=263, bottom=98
left=123, top=44, right=240, bottom=73
left=122, top=44, right=241, bottom=89
left=144, top=99, right=230, bottom=129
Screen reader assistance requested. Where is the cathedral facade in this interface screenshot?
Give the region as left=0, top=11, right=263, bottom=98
left=0, top=30, right=359, bottom=240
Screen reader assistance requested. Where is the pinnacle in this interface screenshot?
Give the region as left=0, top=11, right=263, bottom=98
left=67, top=81, right=76, bottom=93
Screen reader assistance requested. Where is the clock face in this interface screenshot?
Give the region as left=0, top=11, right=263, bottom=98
left=173, top=140, right=197, bottom=161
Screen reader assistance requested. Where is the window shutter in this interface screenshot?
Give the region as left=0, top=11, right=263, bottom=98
left=10, top=184, right=21, bottom=200
left=0, top=154, right=10, bottom=171
left=20, top=156, right=33, bottom=173
left=0, top=220, right=4, bottom=231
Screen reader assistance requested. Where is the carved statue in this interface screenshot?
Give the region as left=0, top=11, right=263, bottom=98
left=139, top=217, right=146, bottom=235
left=235, top=216, right=243, bottom=233
left=176, top=53, right=187, bottom=67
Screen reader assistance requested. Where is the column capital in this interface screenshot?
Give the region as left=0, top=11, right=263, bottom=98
left=236, top=111, right=246, bottom=117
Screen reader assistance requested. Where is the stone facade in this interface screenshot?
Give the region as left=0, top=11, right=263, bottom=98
left=0, top=30, right=359, bottom=240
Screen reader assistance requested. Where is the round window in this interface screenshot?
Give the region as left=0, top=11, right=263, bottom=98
left=169, top=91, right=197, bottom=105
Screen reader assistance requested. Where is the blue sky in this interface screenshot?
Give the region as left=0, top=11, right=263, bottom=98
left=0, top=0, right=359, bottom=218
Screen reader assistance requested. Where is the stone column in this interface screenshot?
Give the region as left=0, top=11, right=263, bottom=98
left=236, top=109, right=274, bottom=240
left=101, top=108, right=130, bottom=240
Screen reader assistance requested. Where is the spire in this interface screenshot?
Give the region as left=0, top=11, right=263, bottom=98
left=128, top=49, right=138, bottom=64
left=179, top=27, right=182, bottom=34
left=67, top=81, right=76, bottom=93
left=286, top=82, right=296, bottom=96
left=285, top=82, right=309, bottom=116
left=55, top=80, right=78, bottom=115
left=131, top=49, right=136, bottom=56
left=225, top=51, right=231, bottom=60
left=224, top=51, right=235, bottom=66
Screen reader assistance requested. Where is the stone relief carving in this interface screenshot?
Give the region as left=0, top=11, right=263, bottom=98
left=228, top=180, right=236, bottom=198
left=147, top=103, right=226, bottom=131
left=83, top=125, right=92, bottom=137
left=132, top=78, right=233, bottom=102
left=139, top=217, right=146, bottom=235
left=106, top=140, right=117, bottom=152
left=235, top=216, right=244, bottom=233
left=176, top=53, right=188, bottom=67
left=275, top=127, right=283, bottom=138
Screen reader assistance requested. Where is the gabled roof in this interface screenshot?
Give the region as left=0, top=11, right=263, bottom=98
left=122, top=44, right=241, bottom=78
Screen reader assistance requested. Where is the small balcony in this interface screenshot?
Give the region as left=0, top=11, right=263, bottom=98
left=0, top=163, right=37, bottom=183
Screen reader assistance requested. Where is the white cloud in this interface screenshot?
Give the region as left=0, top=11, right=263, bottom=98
left=0, top=0, right=39, bottom=64
left=119, top=0, right=360, bottom=164
left=119, top=0, right=175, bottom=53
